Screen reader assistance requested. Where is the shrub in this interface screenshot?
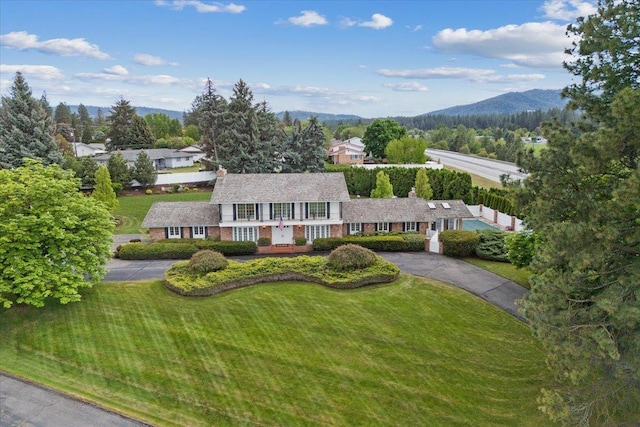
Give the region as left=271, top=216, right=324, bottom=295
left=294, top=237, right=307, bottom=246
left=327, top=244, right=378, bottom=272
left=506, top=230, right=539, bottom=268
left=313, top=234, right=425, bottom=252
left=189, top=250, right=227, bottom=274
left=145, top=189, right=153, bottom=195
left=475, top=229, right=509, bottom=262
left=257, top=237, right=271, bottom=247
left=440, top=230, right=480, bottom=257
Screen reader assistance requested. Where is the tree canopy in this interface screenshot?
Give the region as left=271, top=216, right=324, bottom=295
left=131, top=151, right=157, bottom=188
left=0, top=72, right=63, bottom=169
left=385, top=136, right=427, bottom=164
left=370, top=171, right=394, bottom=198
left=0, top=159, right=114, bottom=308
left=516, top=1, right=640, bottom=424
left=362, top=118, right=407, bottom=159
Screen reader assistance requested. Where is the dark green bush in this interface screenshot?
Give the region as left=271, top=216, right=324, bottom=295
left=312, top=234, right=425, bottom=252
left=189, top=250, right=228, bottom=274
left=327, top=244, right=378, bottom=272
left=195, top=240, right=257, bottom=256
left=475, top=229, right=509, bottom=262
left=257, top=237, right=271, bottom=247
left=294, top=237, right=307, bottom=246
left=440, top=230, right=480, bottom=257
left=312, top=237, right=345, bottom=251
left=118, top=242, right=199, bottom=260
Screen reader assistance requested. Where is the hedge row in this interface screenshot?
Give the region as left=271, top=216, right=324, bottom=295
left=118, top=240, right=256, bottom=259
left=439, top=230, right=480, bottom=257
left=312, top=234, right=425, bottom=252
left=164, top=255, right=400, bottom=297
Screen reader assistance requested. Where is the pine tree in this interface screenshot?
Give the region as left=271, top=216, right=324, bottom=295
left=77, top=104, right=93, bottom=143
left=280, top=119, right=304, bottom=173
left=131, top=151, right=157, bottom=188
left=127, top=116, right=155, bottom=149
left=370, top=171, right=394, bottom=198
left=54, top=102, right=72, bottom=125
left=106, top=97, right=137, bottom=150
left=194, top=78, right=226, bottom=170
left=106, top=151, right=130, bottom=189
left=91, top=165, right=118, bottom=211
left=299, top=116, right=326, bottom=172
left=414, top=168, right=433, bottom=200
left=0, top=72, right=63, bottom=169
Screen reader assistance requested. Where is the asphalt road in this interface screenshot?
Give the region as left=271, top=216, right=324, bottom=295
left=426, top=148, right=528, bottom=183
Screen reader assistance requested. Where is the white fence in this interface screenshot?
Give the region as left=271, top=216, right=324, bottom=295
left=466, top=204, right=525, bottom=232
left=428, top=231, right=440, bottom=253
left=152, top=171, right=216, bottom=186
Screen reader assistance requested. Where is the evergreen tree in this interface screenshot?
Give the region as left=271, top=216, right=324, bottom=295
left=127, top=116, right=155, bottom=149
left=77, top=104, right=93, bottom=143
left=131, top=151, right=157, bottom=188
left=299, top=116, right=326, bottom=172
left=253, top=100, right=281, bottom=173
left=94, top=108, right=106, bottom=127
left=516, top=1, right=640, bottom=424
left=91, top=165, right=118, bottom=211
left=54, top=102, right=72, bottom=125
left=370, top=171, right=394, bottom=198
left=76, top=156, right=99, bottom=188
left=282, top=110, right=292, bottom=126
left=194, top=78, right=226, bottom=169
left=106, top=97, right=137, bottom=150
left=414, top=168, right=433, bottom=200
left=280, top=119, right=305, bottom=173
left=0, top=72, right=63, bottom=169
left=106, top=151, right=130, bottom=189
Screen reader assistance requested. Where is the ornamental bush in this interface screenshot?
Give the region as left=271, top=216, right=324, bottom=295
left=327, top=244, right=378, bottom=272
left=440, top=230, right=480, bottom=257
left=189, top=250, right=228, bottom=274
left=474, top=229, right=509, bottom=262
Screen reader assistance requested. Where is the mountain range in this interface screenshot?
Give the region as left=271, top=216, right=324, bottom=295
left=70, top=89, right=567, bottom=123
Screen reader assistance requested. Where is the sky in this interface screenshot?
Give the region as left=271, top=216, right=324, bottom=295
left=0, top=0, right=598, bottom=119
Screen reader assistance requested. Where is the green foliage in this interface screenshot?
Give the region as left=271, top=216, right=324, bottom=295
left=294, top=237, right=307, bottom=246
left=0, top=72, right=63, bottom=169
left=474, top=229, right=508, bottom=262
left=128, top=116, right=156, bottom=149
left=326, top=244, right=378, bottom=272
left=384, top=136, right=427, bottom=164
left=370, top=170, right=393, bottom=198
left=106, top=151, right=130, bottom=188
left=74, top=156, right=99, bottom=188
left=131, top=151, right=157, bottom=188
left=362, top=118, right=408, bottom=159
left=91, top=165, right=118, bottom=211
left=183, top=124, right=201, bottom=141
left=312, top=234, right=424, bottom=252
left=414, top=168, right=433, bottom=200
left=106, top=97, right=136, bottom=150
left=440, top=230, right=480, bottom=257
left=257, top=237, right=271, bottom=246
left=505, top=231, right=538, bottom=269
left=165, top=254, right=399, bottom=296
left=118, top=239, right=256, bottom=259
left=188, top=250, right=228, bottom=274
left=0, top=159, right=113, bottom=308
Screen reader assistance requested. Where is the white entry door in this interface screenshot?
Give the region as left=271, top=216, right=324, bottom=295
left=272, top=225, right=293, bottom=244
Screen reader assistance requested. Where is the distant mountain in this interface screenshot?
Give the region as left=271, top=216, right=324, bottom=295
left=69, top=105, right=183, bottom=121
left=424, top=89, right=566, bottom=116
left=275, top=110, right=364, bottom=122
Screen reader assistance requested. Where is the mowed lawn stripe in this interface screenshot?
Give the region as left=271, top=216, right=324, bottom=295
left=0, top=278, right=554, bottom=426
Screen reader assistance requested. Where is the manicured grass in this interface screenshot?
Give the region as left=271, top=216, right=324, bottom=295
left=463, top=257, right=532, bottom=289
left=0, top=276, right=553, bottom=426
left=443, top=165, right=502, bottom=189
left=158, top=165, right=203, bottom=173
left=114, top=191, right=212, bottom=234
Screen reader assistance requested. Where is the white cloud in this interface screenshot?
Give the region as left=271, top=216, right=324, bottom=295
left=376, top=67, right=545, bottom=83
left=384, top=82, right=429, bottom=92
left=252, top=84, right=382, bottom=108
left=287, top=10, right=328, bottom=27
left=0, top=31, right=110, bottom=60
left=405, top=24, right=422, bottom=32
left=432, top=22, right=574, bottom=68
left=360, top=13, right=393, bottom=30
left=103, top=65, right=129, bottom=76
left=541, top=0, right=597, bottom=21
left=133, top=53, right=179, bottom=66
left=339, top=17, right=357, bottom=28
left=0, top=64, right=65, bottom=80
left=155, top=0, right=245, bottom=13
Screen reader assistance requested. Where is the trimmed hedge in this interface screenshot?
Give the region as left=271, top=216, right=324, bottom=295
left=327, top=244, right=377, bottom=271
left=440, top=230, right=480, bottom=257
left=312, top=233, right=425, bottom=252
left=475, top=229, right=509, bottom=262
left=165, top=255, right=400, bottom=297
left=118, top=239, right=256, bottom=259
left=189, top=250, right=228, bottom=273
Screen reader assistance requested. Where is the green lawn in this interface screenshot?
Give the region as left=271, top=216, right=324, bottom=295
left=0, top=276, right=553, bottom=426
left=463, top=257, right=532, bottom=289
left=114, top=191, right=212, bottom=234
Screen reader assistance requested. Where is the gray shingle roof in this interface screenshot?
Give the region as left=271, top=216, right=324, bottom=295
left=95, top=149, right=192, bottom=162
left=343, top=198, right=473, bottom=223
left=210, top=173, right=351, bottom=203
left=141, top=202, right=219, bottom=227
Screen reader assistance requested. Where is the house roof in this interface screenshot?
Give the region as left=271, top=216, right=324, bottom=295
left=141, top=202, right=219, bottom=227
left=210, top=173, right=351, bottom=203
left=343, top=198, right=473, bottom=223
left=95, top=149, right=194, bottom=162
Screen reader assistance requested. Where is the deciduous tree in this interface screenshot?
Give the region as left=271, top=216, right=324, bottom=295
left=362, top=118, right=407, bottom=159
left=0, top=159, right=113, bottom=308
left=385, top=136, right=427, bottom=164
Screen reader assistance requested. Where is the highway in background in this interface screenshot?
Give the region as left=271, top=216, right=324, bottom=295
left=425, top=149, right=528, bottom=183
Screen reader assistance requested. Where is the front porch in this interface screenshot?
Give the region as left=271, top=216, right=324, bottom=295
left=257, top=244, right=313, bottom=254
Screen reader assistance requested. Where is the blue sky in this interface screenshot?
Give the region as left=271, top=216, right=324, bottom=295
left=0, top=0, right=597, bottom=118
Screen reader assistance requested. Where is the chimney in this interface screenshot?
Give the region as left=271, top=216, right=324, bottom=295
left=216, top=165, right=227, bottom=177
left=408, top=187, right=416, bottom=198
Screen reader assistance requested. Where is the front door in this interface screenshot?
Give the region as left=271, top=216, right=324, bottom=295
left=272, top=225, right=293, bottom=244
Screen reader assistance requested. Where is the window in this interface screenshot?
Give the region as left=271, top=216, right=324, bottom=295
left=168, top=226, right=181, bottom=239
left=308, top=202, right=326, bottom=219
left=376, top=222, right=389, bottom=232
left=447, top=219, right=455, bottom=230
left=233, top=226, right=258, bottom=242
left=273, top=203, right=291, bottom=220
left=236, top=203, right=256, bottom=220
left=349, top=223, right=362, bottom=234
left=305, top=225, right=330, bottom=243
left=405, top=222, right=417, bottom=232
left=192, top=226, right=205, bottom=239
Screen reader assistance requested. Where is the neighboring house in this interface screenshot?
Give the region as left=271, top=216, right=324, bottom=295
left=94, top=149, right=195, bottom=170
left=179, top=145, right=206, bottom=163
left=142, top=169, right=473, bottom=251
left=327, top=137, right=365, bottom=165
left=72, top=142, right=107, bottom=157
